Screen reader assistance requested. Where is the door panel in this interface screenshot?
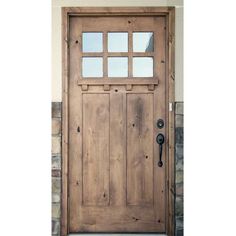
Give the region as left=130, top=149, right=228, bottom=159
left=68, top=15, right=167, bottom=233
left=127, top=94, right=154, bottom=206
left=82, top=94, right=110, bottom=206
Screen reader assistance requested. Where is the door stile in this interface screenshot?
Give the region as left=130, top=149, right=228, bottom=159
left=153, top=16, right=167, bottom=229
left=68, top=16, right=83, bottom=231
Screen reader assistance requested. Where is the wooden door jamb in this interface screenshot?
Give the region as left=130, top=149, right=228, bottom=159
left=61, top=7, right=175, bottom=236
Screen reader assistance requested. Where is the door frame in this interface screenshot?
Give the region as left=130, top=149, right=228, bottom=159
left=61, top=7, right=175, bottom=236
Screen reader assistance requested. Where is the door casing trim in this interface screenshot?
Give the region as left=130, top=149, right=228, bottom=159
left=61, top=7, right=175, bottom=236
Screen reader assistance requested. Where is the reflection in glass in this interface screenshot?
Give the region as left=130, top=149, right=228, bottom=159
left=82, top=57, right=103, bottom=77
left=133, top=57, right=153, bottom=77
left=108, top=57, right=128, bottom=77
left=133, top=32, right=154, bottom=52
left=82, top=32, right=103, bottom=52
left=108, top=32, right=128, bottom=52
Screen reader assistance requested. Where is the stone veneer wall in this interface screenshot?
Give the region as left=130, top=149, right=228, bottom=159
left=175, top=102, right=184, bottom=236
left=51, top=102, right=184, bottom=236
left=52, top=102, right=62, bottom=236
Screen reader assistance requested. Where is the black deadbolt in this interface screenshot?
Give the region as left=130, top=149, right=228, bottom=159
left=157, top=119, right=164, bottom=129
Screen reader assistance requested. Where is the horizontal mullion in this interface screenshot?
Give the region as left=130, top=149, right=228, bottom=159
left=107, top=52, right=129, bottom=57
left=82, top=52, right=104, bottom=57
left=132, top=52, right=154, bottom=57
left=82, top=52, right=129, bottom=57
left=82, top=52, right=155, bottom=57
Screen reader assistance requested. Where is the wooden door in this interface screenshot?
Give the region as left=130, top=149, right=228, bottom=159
left=68, top=14, right=168, bottom=233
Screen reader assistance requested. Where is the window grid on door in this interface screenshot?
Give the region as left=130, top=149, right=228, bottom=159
left=81, top=31, right=155, bottom=78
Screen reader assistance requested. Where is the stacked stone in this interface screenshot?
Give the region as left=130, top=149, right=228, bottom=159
left=175, top=102, right=184, bottom=236
left=52, top=102, right=62, bottom=236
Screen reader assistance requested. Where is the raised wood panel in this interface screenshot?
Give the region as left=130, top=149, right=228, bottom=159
left=82, top=94, right=110, bottom=206
left=127, top=94, right=154, bottom=206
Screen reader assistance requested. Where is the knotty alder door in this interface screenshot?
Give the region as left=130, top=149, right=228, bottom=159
left=68, top=15, right=167, bottom=233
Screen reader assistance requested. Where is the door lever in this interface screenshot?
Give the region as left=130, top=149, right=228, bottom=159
left=156, top=134, right=165, bottom=167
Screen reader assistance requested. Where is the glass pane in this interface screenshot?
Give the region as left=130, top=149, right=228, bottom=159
left=82, top=57, right=103, bottom=77
left=82, top=32, right=103, bottom=52
left=108, top=32, right=128, bottom=52
left=108, top=57, right=128, bottom=77
left=133, top=32, right=154, bottom=52
left=133, top=57, right=153, bottom=77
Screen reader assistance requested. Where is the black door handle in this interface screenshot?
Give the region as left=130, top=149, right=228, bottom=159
left=156, top=134, right=165, bottom=167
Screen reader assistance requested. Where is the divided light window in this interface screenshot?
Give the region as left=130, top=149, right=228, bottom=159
left=81, top=32, right=154, bottom=78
